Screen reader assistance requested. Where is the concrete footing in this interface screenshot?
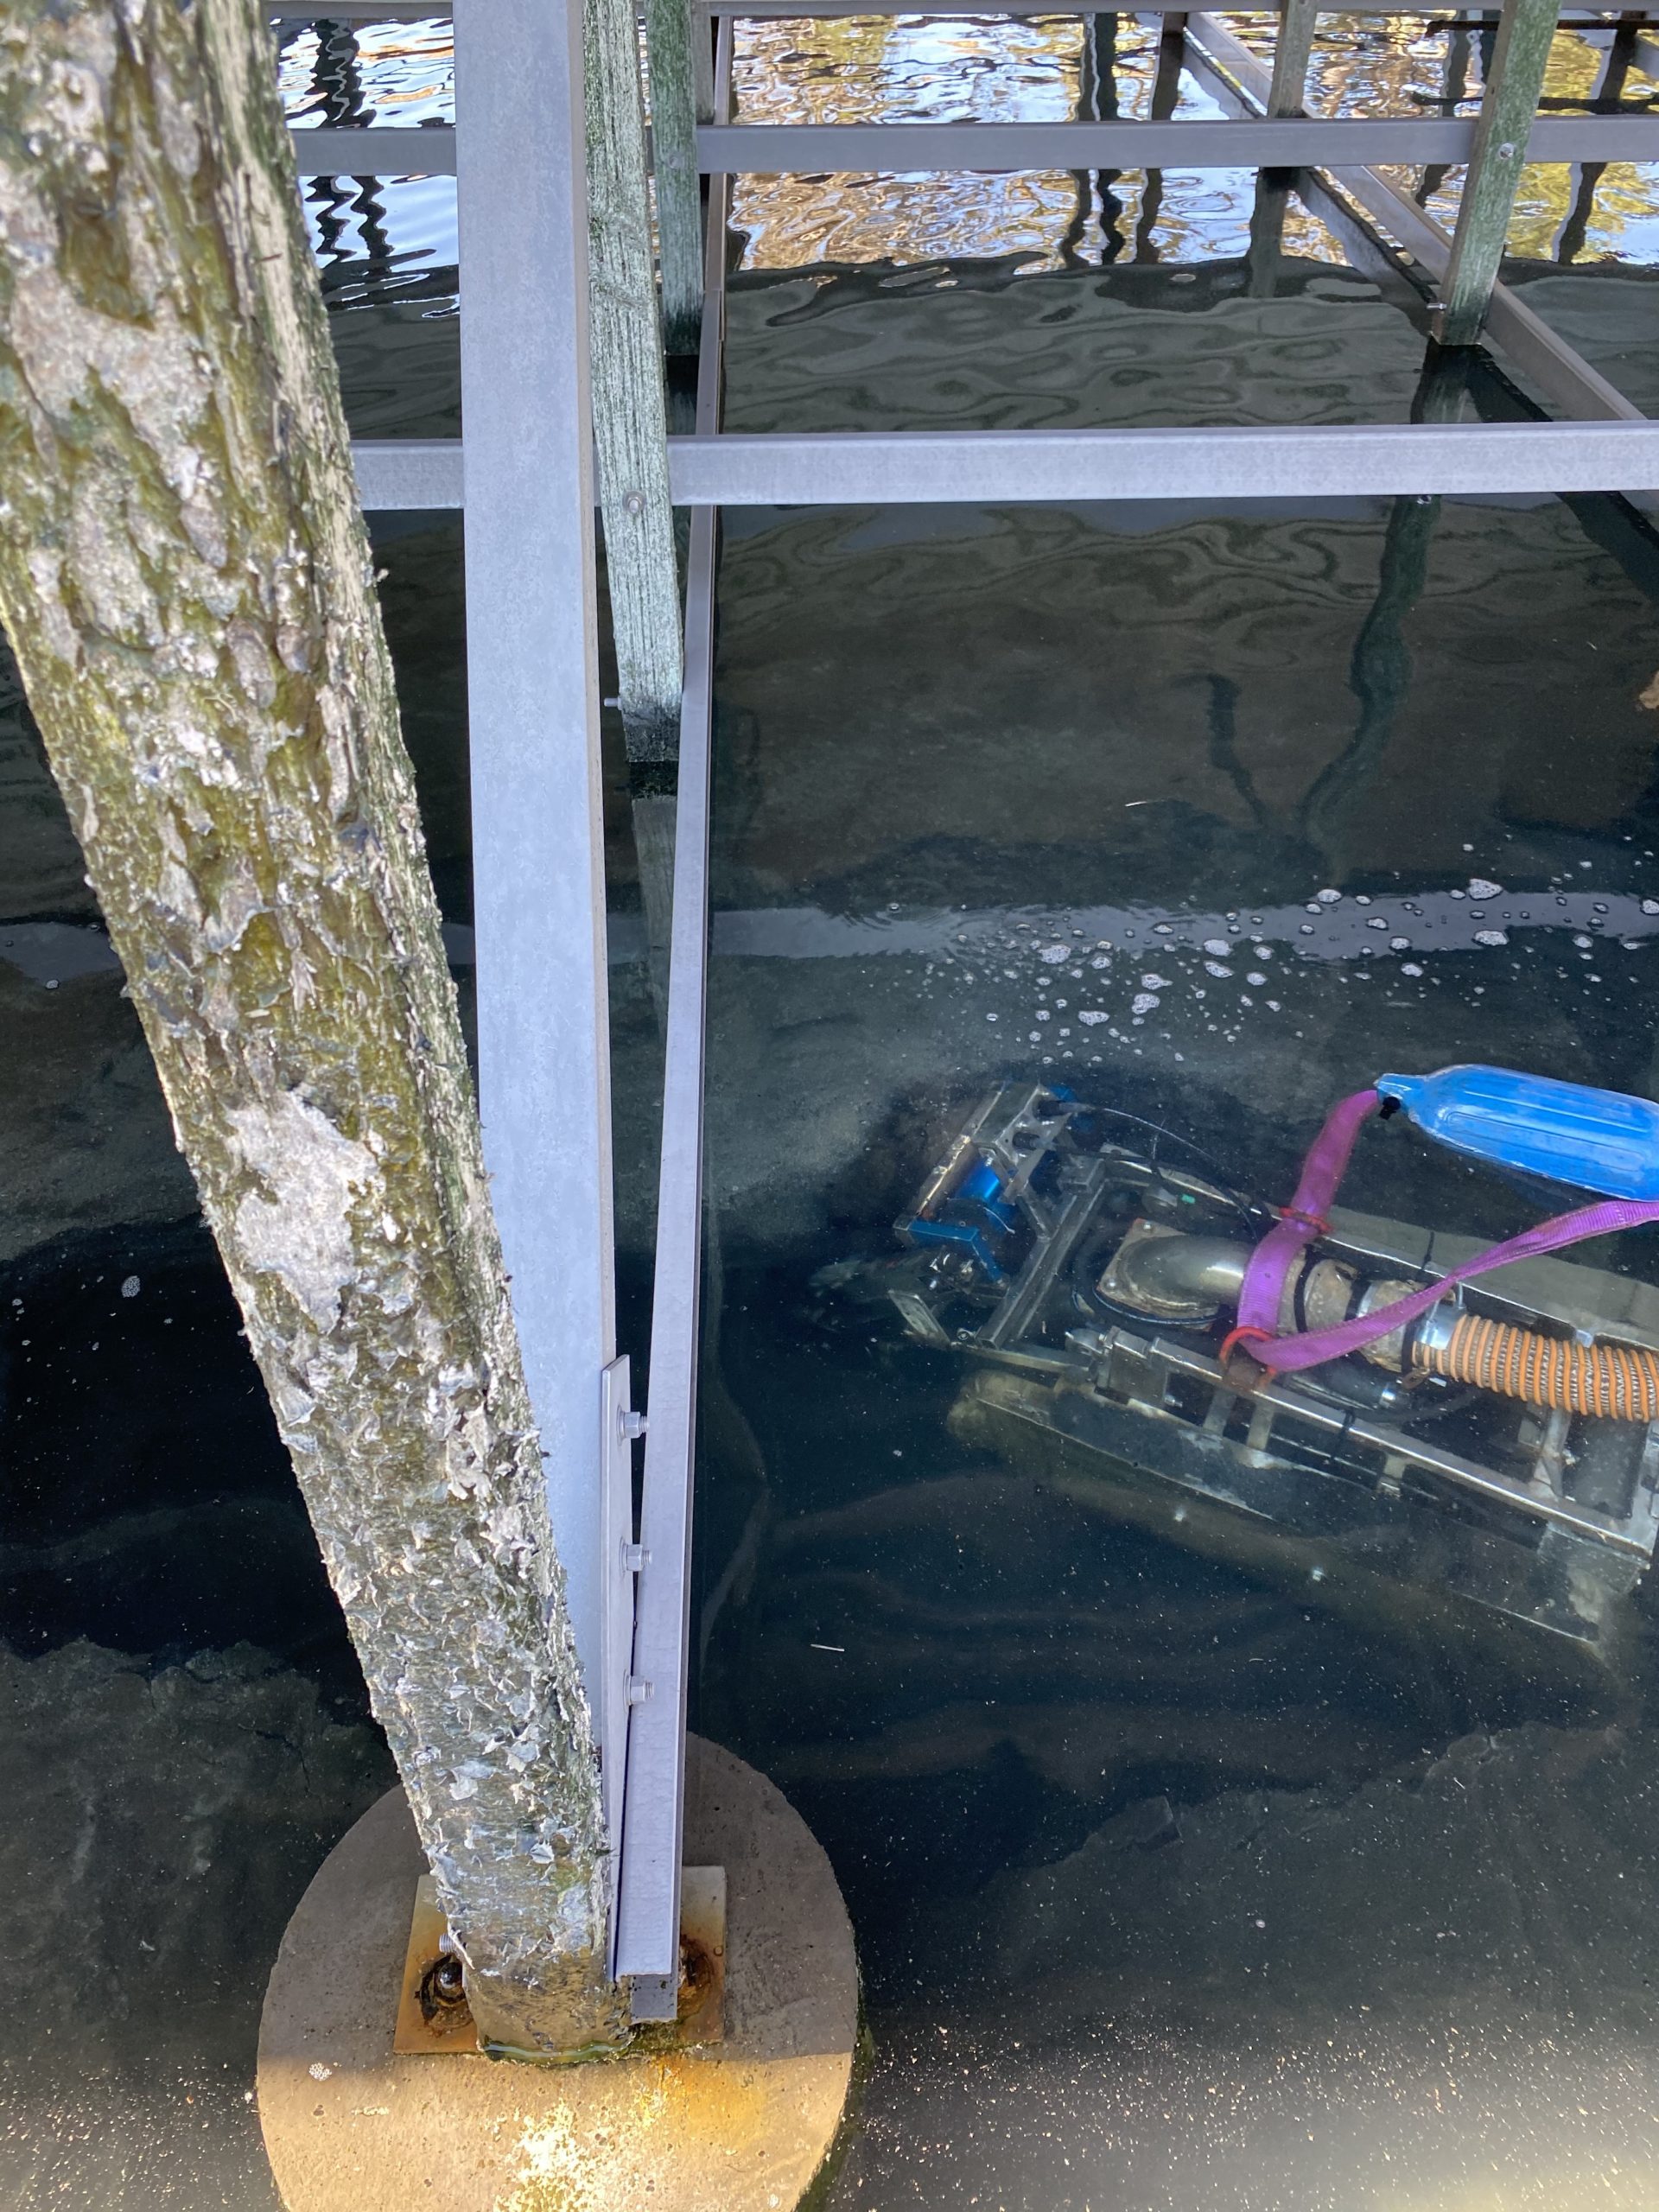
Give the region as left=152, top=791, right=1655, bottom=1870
left=257, top=1735, right=857, bottom=2212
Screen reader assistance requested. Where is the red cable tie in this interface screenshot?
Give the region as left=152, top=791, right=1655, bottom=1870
left=1276, top=1205, right=1332, bottom=1236
left=1219, top=1325, right=1274, bottom=1368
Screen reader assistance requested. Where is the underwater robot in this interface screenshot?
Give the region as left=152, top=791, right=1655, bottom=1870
left=819, top=1069, right=1659, bottom=1694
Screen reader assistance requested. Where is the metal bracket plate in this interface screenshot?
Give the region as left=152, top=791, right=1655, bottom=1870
left=601, top=1353, right=643, bottom=1967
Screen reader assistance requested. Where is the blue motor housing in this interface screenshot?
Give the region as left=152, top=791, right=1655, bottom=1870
left=1377, top=1064, right=1659, bottom=1201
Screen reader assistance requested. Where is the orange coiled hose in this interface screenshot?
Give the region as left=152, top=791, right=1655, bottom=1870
left=1415, top=1312, right=1659, bottom=1422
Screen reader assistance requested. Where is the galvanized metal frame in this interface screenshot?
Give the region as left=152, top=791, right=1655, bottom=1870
left=613, top=15, right=734, bottom=2007
left=316, top=0, right=1659, bottom=2006
left=290, top=110, right=1659, bottom=175
left=450, top=0, right=626, bottom=1878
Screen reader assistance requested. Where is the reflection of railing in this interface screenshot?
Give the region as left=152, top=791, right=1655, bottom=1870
left=284, top=0, right=1659, bottom=2020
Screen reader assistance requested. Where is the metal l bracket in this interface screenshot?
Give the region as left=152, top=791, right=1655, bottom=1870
left=601, top=1353, right=645, bottom=1971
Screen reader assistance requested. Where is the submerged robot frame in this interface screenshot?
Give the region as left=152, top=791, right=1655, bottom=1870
left=823, top=1084, right=1659, bottom=1688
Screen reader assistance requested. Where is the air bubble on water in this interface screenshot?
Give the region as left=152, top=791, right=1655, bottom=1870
left=1390, top=937, right=1409, bottom=951
left=1266, top=1001, right=1281, bottom=1012
left=1205, top=961, right=1234, bottom=979
left=1090, top=955, right=1110, bottom=969
left=1643, top=899, right=1659, bottom=917
left=1246, top=972, right=1267, bottom=987
left=1474, top=930, right=1508, bottom=948
left=1203, top=938, right=1230, bottom=957
left=1040, top=944, right=1068, bottom=963
left=1449, top=889, right=1466, bottom=900
left=1574, top=935, right=1593, bottom=949
left=120, top=1275, right=140, bottom=1299
left=1316, top=888, right=1341, bottom=905
left=1036, top=1009, right=1052, bottom=1022
left=985, top=1012, right=998, bottom=1021
left=1299, top=924, right=1315, bottom=936
left=1132, top=992, right=1160, bottom=1015
left=1079, top=1009, right=1108, bottom=1026
left=1252, top=945, right=1272, bottom=961
left=1192, top=987, right=1207, bottom=1000
left=1141, top=973, right=1170, bottom=989
left=1355, top=894, right=1372, bottom=907
left=1401, top=963, right=1423, bottom=976
left=1154, top=923, right=1173, bottom=936
left=1029, top=1031, right=1042, bottom=1042
left=1467, top=879, right=1502, bottom=899
left=1366, top=918, right=1387, bottom=931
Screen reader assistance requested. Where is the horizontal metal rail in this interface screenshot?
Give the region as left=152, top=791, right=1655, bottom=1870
left=275, top=2, right=1659, bottom=14
left=666, top=424, right=1659, bottom=499
left=290, top=106, right=1659, bottom=177
left=694, top=112, right=1659, bottom=169
left=289, top=122, right=457, bottom=171
left=352, top=421, right=1659, bottom=512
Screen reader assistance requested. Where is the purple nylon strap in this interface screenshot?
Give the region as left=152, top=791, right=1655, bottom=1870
left=1233, top=1087, right=1659, bottom=1375
left=1234, top=1088, right=1381, bottom=1348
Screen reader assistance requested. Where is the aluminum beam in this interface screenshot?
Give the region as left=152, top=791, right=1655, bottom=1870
left=453, top=0, right=620, bottom=1749
left=352, top=437, right=463, bottom=507
left=694, top=113, right=1659, bottom=169
left=349, top=418, right=1659, bottom=509
left=288, top=122, right=456, bottom=170
left=701, top=0, right=1654, bottom=13
left=614, top=23, right=734, bottom=2003
left=664, top=423, right=1659, bottom=500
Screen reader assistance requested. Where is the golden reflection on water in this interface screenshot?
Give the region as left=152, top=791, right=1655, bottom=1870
left=730, top=12, right=1346, bottom=266
left=729, top=11, right=1659, bottom=270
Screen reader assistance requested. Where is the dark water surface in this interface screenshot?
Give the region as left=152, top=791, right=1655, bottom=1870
left=9, top=14, right=1659, bottom=2210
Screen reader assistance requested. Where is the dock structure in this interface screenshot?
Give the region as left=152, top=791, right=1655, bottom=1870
left=282, top=0, right=1659, bottom=2011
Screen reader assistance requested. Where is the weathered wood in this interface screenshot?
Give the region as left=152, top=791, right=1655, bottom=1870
left=1266, top=0, right=1319, bottom=114
left=645, top=0, right=707, bottom=352
left=0, top=0, right=626, bottom=2058
left=1435, top=0, right=1558, bottom=344
left=586, top=0, right=684, bottom=760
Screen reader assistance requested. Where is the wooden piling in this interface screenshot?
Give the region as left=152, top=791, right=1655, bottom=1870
left=1434, top=0, right=1557, bottom=345
left=1266, top=0, right=1319, bottom=114
left=585, top=0, right=684, bottom=760
left=645, top=0, right=708, bottom=354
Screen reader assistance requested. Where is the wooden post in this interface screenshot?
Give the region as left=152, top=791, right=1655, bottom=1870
left=1266, top=0, right=1319, bottom=115
left=585, top=0, right=684, bottom=760
left=1434, top=0, right=1556, bottom=346
left=645, top=0, right=707, bottom=355
left=0, top=0, right=627, bottom=2059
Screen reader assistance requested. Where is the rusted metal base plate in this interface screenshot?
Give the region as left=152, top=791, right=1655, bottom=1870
left=391, top=1866, right=725, bottom=2055
left=391, top=1875, right=475, bottom=2054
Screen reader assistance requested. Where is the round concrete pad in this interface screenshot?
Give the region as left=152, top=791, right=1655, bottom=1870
left=257, top=1736, right=856, bottom=2212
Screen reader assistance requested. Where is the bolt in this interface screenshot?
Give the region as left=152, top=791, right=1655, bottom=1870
left=623, top=1408, right=649, bottom=1440
left=1496, top=140, right=1516, bottom=159
left=627, top=1677, right=653, bottom=1705
left=622, top=490, right=646, bottom=518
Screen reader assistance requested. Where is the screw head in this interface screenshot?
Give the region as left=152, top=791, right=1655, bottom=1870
left=623, top=490, right=646, bottom=518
